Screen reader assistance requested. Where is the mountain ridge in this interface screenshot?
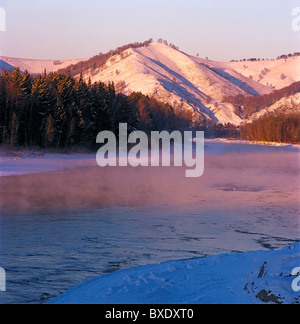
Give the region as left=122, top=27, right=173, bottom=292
left=81, top=42, right=299, bottom=124
left=1, top=42, right=299, bottom=125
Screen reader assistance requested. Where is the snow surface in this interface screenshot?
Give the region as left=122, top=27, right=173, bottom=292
left=215, top=56, right=300, bottom=91
left=48, top=243, right=300, bottom=304
left=0, top=151, right=96, bottom=177
left=0, top=56, right=87, bottom=74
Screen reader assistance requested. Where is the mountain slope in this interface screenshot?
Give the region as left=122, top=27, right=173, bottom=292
left=0, top=56, right=87, bottom=74
left=205, top=56, right=300, bottom=91
left=85, top=43, right=271, bottom=124
left=249, top=93, right=300, bottom=121
left=80, top=43, right=299, bottom=125
left=0, top=59, right=15, bottom=72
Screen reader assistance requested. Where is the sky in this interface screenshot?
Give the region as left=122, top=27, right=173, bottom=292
left=0, top=0, right=299, bottom=61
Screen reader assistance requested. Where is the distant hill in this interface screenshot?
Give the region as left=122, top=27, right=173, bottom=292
left=0, top=56, right=87, bottom=75
left=0, top=59, right=15, bottom=72
left=76, top=42, right=299, bottom=125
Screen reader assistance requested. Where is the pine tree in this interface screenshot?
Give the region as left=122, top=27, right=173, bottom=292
left=20, top=70, right=32, bottom=95
left=12, top=67, right=22, bottom=86
left=55, top=75, right=75, bottom=147
left=44, top=114, right=54, bottom=147
left=10, top=112, right=19, bottom=145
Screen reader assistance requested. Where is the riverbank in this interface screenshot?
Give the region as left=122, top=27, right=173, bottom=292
left=48, top=243, right=300, bottom=304
left=1, top=138, right=299, bottom=178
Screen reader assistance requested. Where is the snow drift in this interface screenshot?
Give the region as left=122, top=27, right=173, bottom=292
left=48, top=243, right=300, bottom=304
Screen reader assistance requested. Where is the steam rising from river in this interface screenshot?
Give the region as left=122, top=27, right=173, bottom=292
left=0, top=144, right=299, bottom=215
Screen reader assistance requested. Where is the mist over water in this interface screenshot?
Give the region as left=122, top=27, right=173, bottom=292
left=0, top=141, right=299, bottom=303
left=0, top=144, right=299, bottom=215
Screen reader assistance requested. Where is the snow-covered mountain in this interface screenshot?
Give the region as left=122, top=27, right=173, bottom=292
left=2, top=43, right=299, bottom=125
left=78, top=43, right=299, bottom=125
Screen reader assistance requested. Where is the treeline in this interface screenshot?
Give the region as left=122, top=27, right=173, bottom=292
left=240, top=113, right=300, bottom=144
left=277, top=52, right=300, bottom=60
left=223, top=81, right=300, bottom=117
left=58, top=39, right=153, bottom=77
left=157, top=39, right=180, bottom=51
left=230, top=52, right=300, bottom=62
left=0, top=68, right=193, bottom=148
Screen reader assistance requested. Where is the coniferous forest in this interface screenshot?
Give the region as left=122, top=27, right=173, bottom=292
left=0, top=68, right=193, bottom=148
left=240, top=113, right=300, bottom=144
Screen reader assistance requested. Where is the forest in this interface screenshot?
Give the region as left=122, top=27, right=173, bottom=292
left=240, top=113, right=300, bottom=144
left=0, top=68, right=193, bottom=149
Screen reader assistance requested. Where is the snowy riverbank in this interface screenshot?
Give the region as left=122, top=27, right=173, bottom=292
left=204, top=138, right=300, bottom=148
left=48, top=243, right=300, bottom=304
left=1, top=139, right=299, bottom=178
left=0, top=150, right=97, bottom=177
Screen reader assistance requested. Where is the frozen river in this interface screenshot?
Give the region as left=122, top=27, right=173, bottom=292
left=0, top=140, right=299, bottom=304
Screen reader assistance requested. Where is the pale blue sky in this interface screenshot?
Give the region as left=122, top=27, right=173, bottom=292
left=0, top=0, right=299, bottom=61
